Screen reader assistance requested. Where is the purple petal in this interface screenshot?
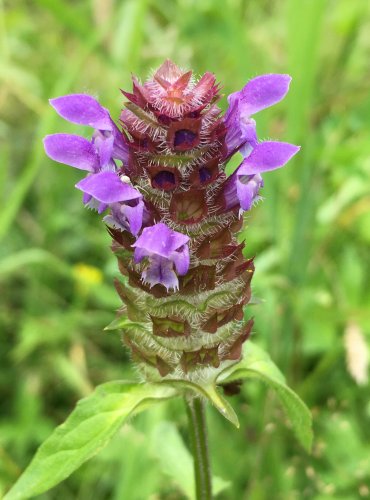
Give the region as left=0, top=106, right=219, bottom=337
left=132, top=223, right=190, bottom=289
left=238, top=141, right=300, bottom=175
left=43, top=134, right=99, bottom=171
left=93, top=133, right=114, bottom=168
left=224, top=116, right=257, bottom=157
left=121, top=200, right=144, bottom=236
left=222, top=172, right=239, bottom=211
left=97, top=202, right=109, bottom=214
left=142, top=256, right=179, bottom=291
left=172, top=245, right=190, bottom=276
left=236, top=173, right=263, bottom=211
left=83, top=192, right=92, bottom=204
left=106, top=199, right=144, bottom=236
left=133, top=223, right=189, bottom=260
left=76, top=171, right=142, bottom=204
left=50, top=94, right=113, bottom=130
left=227, top=74, right=291, bottom=117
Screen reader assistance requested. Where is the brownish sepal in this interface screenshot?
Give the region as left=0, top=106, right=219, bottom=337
left=221, top=318, right=254, bottom=361
left=179, top=264, right=216, bottom=294
left=192, top=72, right=219, bottom=106
left=151, top=315, right=191, bottom=338
left=125, top=337, right=174, bottom=377
left=117, top=256, right=131, bottom=277
left=107, top=227, right=135, bottom=250
left=202, top=303, right=245, bottom=334
left=209, top=118, right=227, bottom=143
left=120, top=76, right=148, bottom=108
left=188, top=158, right=222, bottom=189
left=230, top=217, right=243, bottom=234
left=111, top=241, right=131, bottom=261
left=167, top=118, right=202, bottom=152
left=196, top=227, right=232, bottom=259
left=124, top=337, right=155, bottom=366
left=222, top=247, right=254, bottom=283
left=155, top=69, right=193, bottom=92
left=170, top=190, right=207, bottom=224
left=145, top=165, right=181, bottom=191
left=114, top=279, right=142, bottom=320
left=180, top=345, right=220, bottom=373
left=128, top=134, right=158, bottom=154
left=155, top=356, right=174, bottom=376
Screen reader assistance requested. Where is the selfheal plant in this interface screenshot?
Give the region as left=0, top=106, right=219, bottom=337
left=6, top=61, right=312, bottom=500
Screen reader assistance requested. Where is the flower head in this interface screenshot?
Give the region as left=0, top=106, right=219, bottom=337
left=45, top=61, right=299, bottom=381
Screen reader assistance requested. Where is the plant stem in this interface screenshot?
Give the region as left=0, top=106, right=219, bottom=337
left=185, top=397, right=212, bottom=500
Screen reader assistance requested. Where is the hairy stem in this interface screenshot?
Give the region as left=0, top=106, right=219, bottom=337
left=185, top=397, right=212, bottom=500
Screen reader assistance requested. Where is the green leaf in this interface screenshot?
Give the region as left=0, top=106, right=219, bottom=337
left=151, top=421, right=230, bottom=499
left=163, top=380, right=239, bottom=428
left=217, top=343, right=313, bottom=451
left=104, top=316, right=148, bottom=332
left=5, top=382, right=176, bottom=500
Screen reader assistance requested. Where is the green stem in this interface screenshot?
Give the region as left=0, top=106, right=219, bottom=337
left=185, top=397, right=212, bottom=500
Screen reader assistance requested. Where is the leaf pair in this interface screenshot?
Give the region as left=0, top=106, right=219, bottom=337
left=5, top=343, right=312, bottom=499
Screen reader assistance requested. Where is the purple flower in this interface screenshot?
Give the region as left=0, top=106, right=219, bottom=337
left=224, top=141, right=300, bottom=212
left=49, top=94, right=128, bottom=163
left=236, top=173, right=263, bottom=211
left=103, top=200, right=144, bottom=237
left=43, top=95, right=143, bottom=235
left=44, top=94, right=130, bottom=205
left=132, top=223, right=190, bottom=291
left=223, top=171, right=263, bottom=212
left=76, top=171, right=144, bottom=235
left=224, top=74, right=291, bottom=156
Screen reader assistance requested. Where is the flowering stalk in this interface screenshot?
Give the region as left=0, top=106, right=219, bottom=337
left=42, top=60, right=299, bottom=497
left=44, top=60, right=298, bottom=384
left=186, top=398, right=212, bottom=500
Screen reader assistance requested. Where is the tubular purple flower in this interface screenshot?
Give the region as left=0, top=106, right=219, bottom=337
left=223, top=141, right=299, bottom=212
left=223, top=170, right=263, bottom=212
left=224, top=117, right=257, bottom=158
left=132, top=223, right=190, bottom=291
left=224, top=74, right=291, bottom=156
left=104, top=199, right=144, bottom=237
left=43, top=95, right=140, bottom=228
left=49, top=93, right=129, bottom=163
left=234, top=141, right=299, bottom=211
left=75, top=171, right=144, bottom=234
left=236, top=173, right=264, bottom=211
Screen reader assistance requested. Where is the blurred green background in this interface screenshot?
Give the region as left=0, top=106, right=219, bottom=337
left=1, top=0, right=370, bottom=498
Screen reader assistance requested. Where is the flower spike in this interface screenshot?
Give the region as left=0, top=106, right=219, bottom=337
left=45, top=61, right=299, bottom=381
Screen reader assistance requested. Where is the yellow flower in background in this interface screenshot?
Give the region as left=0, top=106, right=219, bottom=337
left=73, top=263, right=103, bottom=294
